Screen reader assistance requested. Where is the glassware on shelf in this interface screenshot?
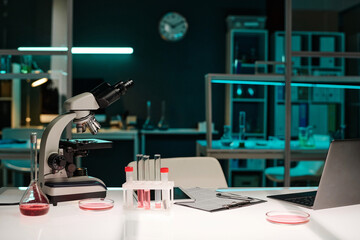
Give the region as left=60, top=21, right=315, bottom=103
left=306, top=126, right=315, bottom=148
left=142, top=100, right=155, bottom=130
left=235, top=85, right=243, bottom=98
left=298, top=127, right=308, bottom=147
left=20, top=55, right=32, bottom=74
left=220, top=125, right=233, bottom=147
left=238, top=111, right=246, bottom=148
left=157, top=101, right=169, bottom=130
left=19, top=133, right=50, bottom=216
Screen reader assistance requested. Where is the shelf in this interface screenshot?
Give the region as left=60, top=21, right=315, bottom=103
left=0, top=49, right=68, bottom=56
left=229, top=168, right=264, bottom=172
left=0, top=73, right=51, bottom=80
left=246, top=133, right=266, bottom=137
left=276, top=100, right=310, bottom=104
left=232, top=98, right=265, bottom=102
left=208, top=73, right=360, bottom=86
left=0, top=97, right=12, bottom=101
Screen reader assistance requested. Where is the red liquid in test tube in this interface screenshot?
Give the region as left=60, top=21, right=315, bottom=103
left=144, top=190, right=151, bottom=210
left=137, top=190, right=144, bottom=208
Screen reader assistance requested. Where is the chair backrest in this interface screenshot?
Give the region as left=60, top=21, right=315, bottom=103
left=128, top=157, right=228, bottom=188
left=2, top=127, right=44, bottom=140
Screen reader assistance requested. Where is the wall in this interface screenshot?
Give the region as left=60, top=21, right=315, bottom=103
left=72, top=0, right=266, bottom=130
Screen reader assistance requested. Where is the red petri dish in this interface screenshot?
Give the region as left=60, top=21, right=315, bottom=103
left=78, top=198, right=114, bottom=211
left=266, top=210, right=310, bottom=224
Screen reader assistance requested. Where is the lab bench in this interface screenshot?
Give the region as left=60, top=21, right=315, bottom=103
left=196, top=139, right=329, bottom=186
left=0, top=187, right=358, bottom=240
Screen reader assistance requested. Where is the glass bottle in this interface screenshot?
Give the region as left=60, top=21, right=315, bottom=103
left=157, top=101, right=169, bottom=130
left=306, top=126, right=315, bottom=148
left=239, top=111, right=246, bottom=140
left=142, top=100, right=155, bottom=130
left=19, top=133, right=50, bottom=216
left=220, top=125, right=233, bottom=147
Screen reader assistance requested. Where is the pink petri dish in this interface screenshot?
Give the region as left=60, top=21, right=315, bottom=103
left=78, top=198, right=114, bottom=211
left=266, top=210, right=310, bottom=224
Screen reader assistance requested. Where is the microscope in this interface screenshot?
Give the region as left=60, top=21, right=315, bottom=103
left=39, top=79, right=134, bottom=205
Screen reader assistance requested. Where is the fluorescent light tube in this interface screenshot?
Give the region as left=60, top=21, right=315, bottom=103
left=18, top=47, right=133, bottom=54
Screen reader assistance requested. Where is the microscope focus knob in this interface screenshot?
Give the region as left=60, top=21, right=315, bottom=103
left=48, top=153, right=67, bottom=171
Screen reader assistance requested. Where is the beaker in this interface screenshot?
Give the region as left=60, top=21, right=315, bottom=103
left=19, top=133, right=50, bottom=216
left=298, top=127, right=308, bottom=147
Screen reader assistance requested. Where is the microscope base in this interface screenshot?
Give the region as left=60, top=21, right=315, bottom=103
left=43, top=177, right=107, bottom=206
left=47, top=191, right=106, bottom=206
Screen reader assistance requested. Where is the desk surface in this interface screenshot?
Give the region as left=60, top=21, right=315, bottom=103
left=0, top=129, right=139, bottom=160
left=72, top=128, right=138, bottom=140
left=141, top=128, right=211, bottom=135
left=197, top=139, right=330, bottom=160
left=0, top=187, right=358, bottom=240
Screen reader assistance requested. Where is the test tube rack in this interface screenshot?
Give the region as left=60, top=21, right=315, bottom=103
left=122, top=180, right=174, bottom=210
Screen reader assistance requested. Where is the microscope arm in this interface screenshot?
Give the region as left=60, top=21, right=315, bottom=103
left=39, top=112, right=77, bottom=188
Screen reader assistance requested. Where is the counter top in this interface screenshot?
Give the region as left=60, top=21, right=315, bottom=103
left=0, top=187, right=359, bottom=240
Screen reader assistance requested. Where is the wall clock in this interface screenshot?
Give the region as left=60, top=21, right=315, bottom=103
left=159, top=12, right=188, bottom=41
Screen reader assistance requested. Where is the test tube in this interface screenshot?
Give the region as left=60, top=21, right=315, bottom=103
left=143, top=155, right=151, bottom=210
left=161, top=167, right=169, bottom=209
left=124, top=166, right=134, bottom=208
left=154, top=154, right=161, bottom=208
left=137, top=154, right=144, bottom=208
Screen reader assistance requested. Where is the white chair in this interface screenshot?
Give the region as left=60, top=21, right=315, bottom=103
left=128, top=157, right=228, bottom=188
left=265, top=135, right=329, bottom=185
left=1, top=128, right=44, bottom=186
left=264, top=161, right=324, bottom=184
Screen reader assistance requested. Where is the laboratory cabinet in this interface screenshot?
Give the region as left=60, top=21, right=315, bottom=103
left=224, top=29, right=269, bottom=186
left=273, top=31, right=345, bottom=76
left=226, top=29, right=269, bottom=139
left=272, top=31, right=345, bottom=138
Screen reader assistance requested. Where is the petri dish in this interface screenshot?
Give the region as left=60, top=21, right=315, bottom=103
left=78, top=198, right=114, bottom=211
left=266, top=210, right=310, bottom=224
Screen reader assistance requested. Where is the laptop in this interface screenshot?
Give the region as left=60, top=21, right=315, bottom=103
left=267, top=139, right=360, bottom=210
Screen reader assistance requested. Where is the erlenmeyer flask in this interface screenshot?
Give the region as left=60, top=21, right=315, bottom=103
left=142, top=100, right=155, bottom=130
left=19, top=132, right=50, bottom=216
left=157, top=101, right=169, bottom=130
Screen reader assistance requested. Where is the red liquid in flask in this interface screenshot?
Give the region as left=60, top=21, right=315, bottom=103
left=19, top=181, right=50, bottom=216
left=20, top=204, right=50, bottom=216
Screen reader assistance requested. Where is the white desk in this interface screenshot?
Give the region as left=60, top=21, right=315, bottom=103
left=0, top=129, right=139, bottom=161
left=0, top=187, right=358, bottom=240
left=197, top=139, right=330, bottom=161
left=0, top=142, right=30, bottom=159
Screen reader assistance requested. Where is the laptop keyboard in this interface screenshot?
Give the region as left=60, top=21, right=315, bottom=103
left=267, top=190, right=317, bottom=207
left=283, top=195, right=315, bottom=207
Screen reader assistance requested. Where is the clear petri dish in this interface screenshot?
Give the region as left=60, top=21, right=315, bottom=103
left=78, top=198, right=114, bottom=211
left=266, top=210, right=310, bottom=224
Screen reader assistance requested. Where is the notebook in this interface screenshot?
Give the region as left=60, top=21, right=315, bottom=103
left=267, top=139, right=360, bottom=210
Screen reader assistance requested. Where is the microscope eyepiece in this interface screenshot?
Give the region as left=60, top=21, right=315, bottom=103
left=90, top=79, right=134, bottom=109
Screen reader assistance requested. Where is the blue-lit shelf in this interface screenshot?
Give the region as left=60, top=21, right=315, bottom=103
left=232, top=98, right=265, bottom=102
left=0, top=49, right=68, bottom=56
left=208, top=73, right=360, bottom=89
left=0, top=73, right=51, bottom=80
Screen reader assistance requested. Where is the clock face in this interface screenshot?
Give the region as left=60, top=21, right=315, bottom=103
left=159, top=12, right=188, bottom=41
